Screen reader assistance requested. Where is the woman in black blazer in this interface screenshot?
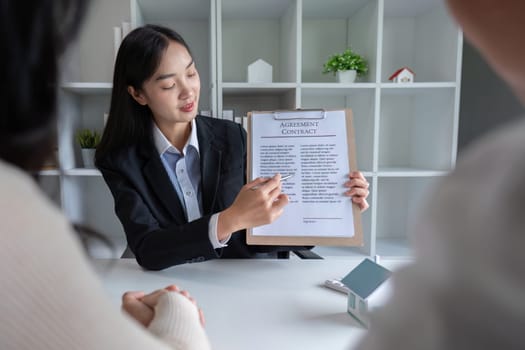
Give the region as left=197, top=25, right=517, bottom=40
left=95, top=25, right=369, bottom=270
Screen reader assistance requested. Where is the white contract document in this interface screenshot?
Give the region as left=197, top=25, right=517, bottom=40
left=247, top=109, right=363, bottom=246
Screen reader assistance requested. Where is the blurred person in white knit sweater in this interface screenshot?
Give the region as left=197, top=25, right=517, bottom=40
left=0, top=1, right=210, bottom=349
left=356, top=0, right=525, bottom=349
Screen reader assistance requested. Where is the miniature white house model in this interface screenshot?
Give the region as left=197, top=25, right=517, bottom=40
left=388, top=67, right=415, bottom=83
left=247, top=59, right=273, bottom=83
left=341, top=259, right=392, bottom=327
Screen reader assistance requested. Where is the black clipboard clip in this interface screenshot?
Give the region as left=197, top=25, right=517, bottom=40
left=272, top=109, right=326, bottom=120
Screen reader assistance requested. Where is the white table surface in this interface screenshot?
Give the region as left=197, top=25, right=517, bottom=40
left=92, top=258, right=409, bottom=350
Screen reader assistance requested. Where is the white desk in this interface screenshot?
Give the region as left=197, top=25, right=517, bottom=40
left=92, top=258, right=408, bottom=350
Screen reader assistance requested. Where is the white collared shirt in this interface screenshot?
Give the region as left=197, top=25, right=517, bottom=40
left=153, top=120, right=229, bottom=249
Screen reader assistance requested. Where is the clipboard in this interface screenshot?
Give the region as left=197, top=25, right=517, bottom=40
left=246, top=108, right=363, bottom=246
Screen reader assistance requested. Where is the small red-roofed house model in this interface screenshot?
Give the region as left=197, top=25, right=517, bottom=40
left=388, top=67, right=415, bottom=83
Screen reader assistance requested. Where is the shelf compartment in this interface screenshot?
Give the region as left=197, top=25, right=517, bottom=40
left=220, top=0, right=298, bottom=83
left=381, top=1, right=461, bottom=82
left=311, top=176, right=373, bottom=257
left=58, top=92, right=109, bottom=170
left=63, top=0, right=138, bottom=83
left=378, top=87, right=456, bottom=171
left=301, top=87, right=375, bottom=171
left=302, top=0, right=379, bottom=83
left=223, top=89, right=297, bottom=118
left=62, top=176, right=125, bottom=245
left=135, top=0, right=210, bottom=22
left=375, top=176, right=438, bottom=246
left=375, top=237, right=412, bottom=258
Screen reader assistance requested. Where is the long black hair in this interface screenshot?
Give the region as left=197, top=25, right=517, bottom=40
left=1, top=0, right=116, bottom=253
left=1, top=0, right=89, bottom=171
left=95, top=25, right=193, bottom=164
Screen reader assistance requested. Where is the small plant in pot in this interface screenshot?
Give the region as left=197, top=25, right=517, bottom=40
left=76, top=129, right=101, bottom=168
left=322, top=48, right=368, bottom=83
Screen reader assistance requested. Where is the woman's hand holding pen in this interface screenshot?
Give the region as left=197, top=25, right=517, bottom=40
left=344, top=171, right=370, bottom=212
left=217, top=174, right=289, bottom=240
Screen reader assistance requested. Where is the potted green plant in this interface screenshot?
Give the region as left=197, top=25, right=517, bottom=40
left=76, top=129, right=101, bottom=168
left=322, top=48, right=368, bottom=83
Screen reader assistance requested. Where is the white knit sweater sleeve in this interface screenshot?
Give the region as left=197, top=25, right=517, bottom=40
left=149, top=293, right=211, bottom=350
left=0, top=161, right=211, bottom=350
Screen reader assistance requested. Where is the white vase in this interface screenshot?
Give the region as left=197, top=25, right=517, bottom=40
left=337, top=70, right=357, bottom=83
left=81, top=148, right=96, bottom=168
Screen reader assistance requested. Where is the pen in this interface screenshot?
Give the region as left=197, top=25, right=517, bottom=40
left=251, top=173, right=294, bottom=190
left=279, top=173, right=294, bottom=182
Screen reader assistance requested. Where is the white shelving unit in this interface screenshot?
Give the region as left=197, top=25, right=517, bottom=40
left=49, top=0, right=462, bottom=259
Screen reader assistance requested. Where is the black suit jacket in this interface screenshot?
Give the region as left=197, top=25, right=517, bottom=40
left=98, top=116, right=285, bottom=270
